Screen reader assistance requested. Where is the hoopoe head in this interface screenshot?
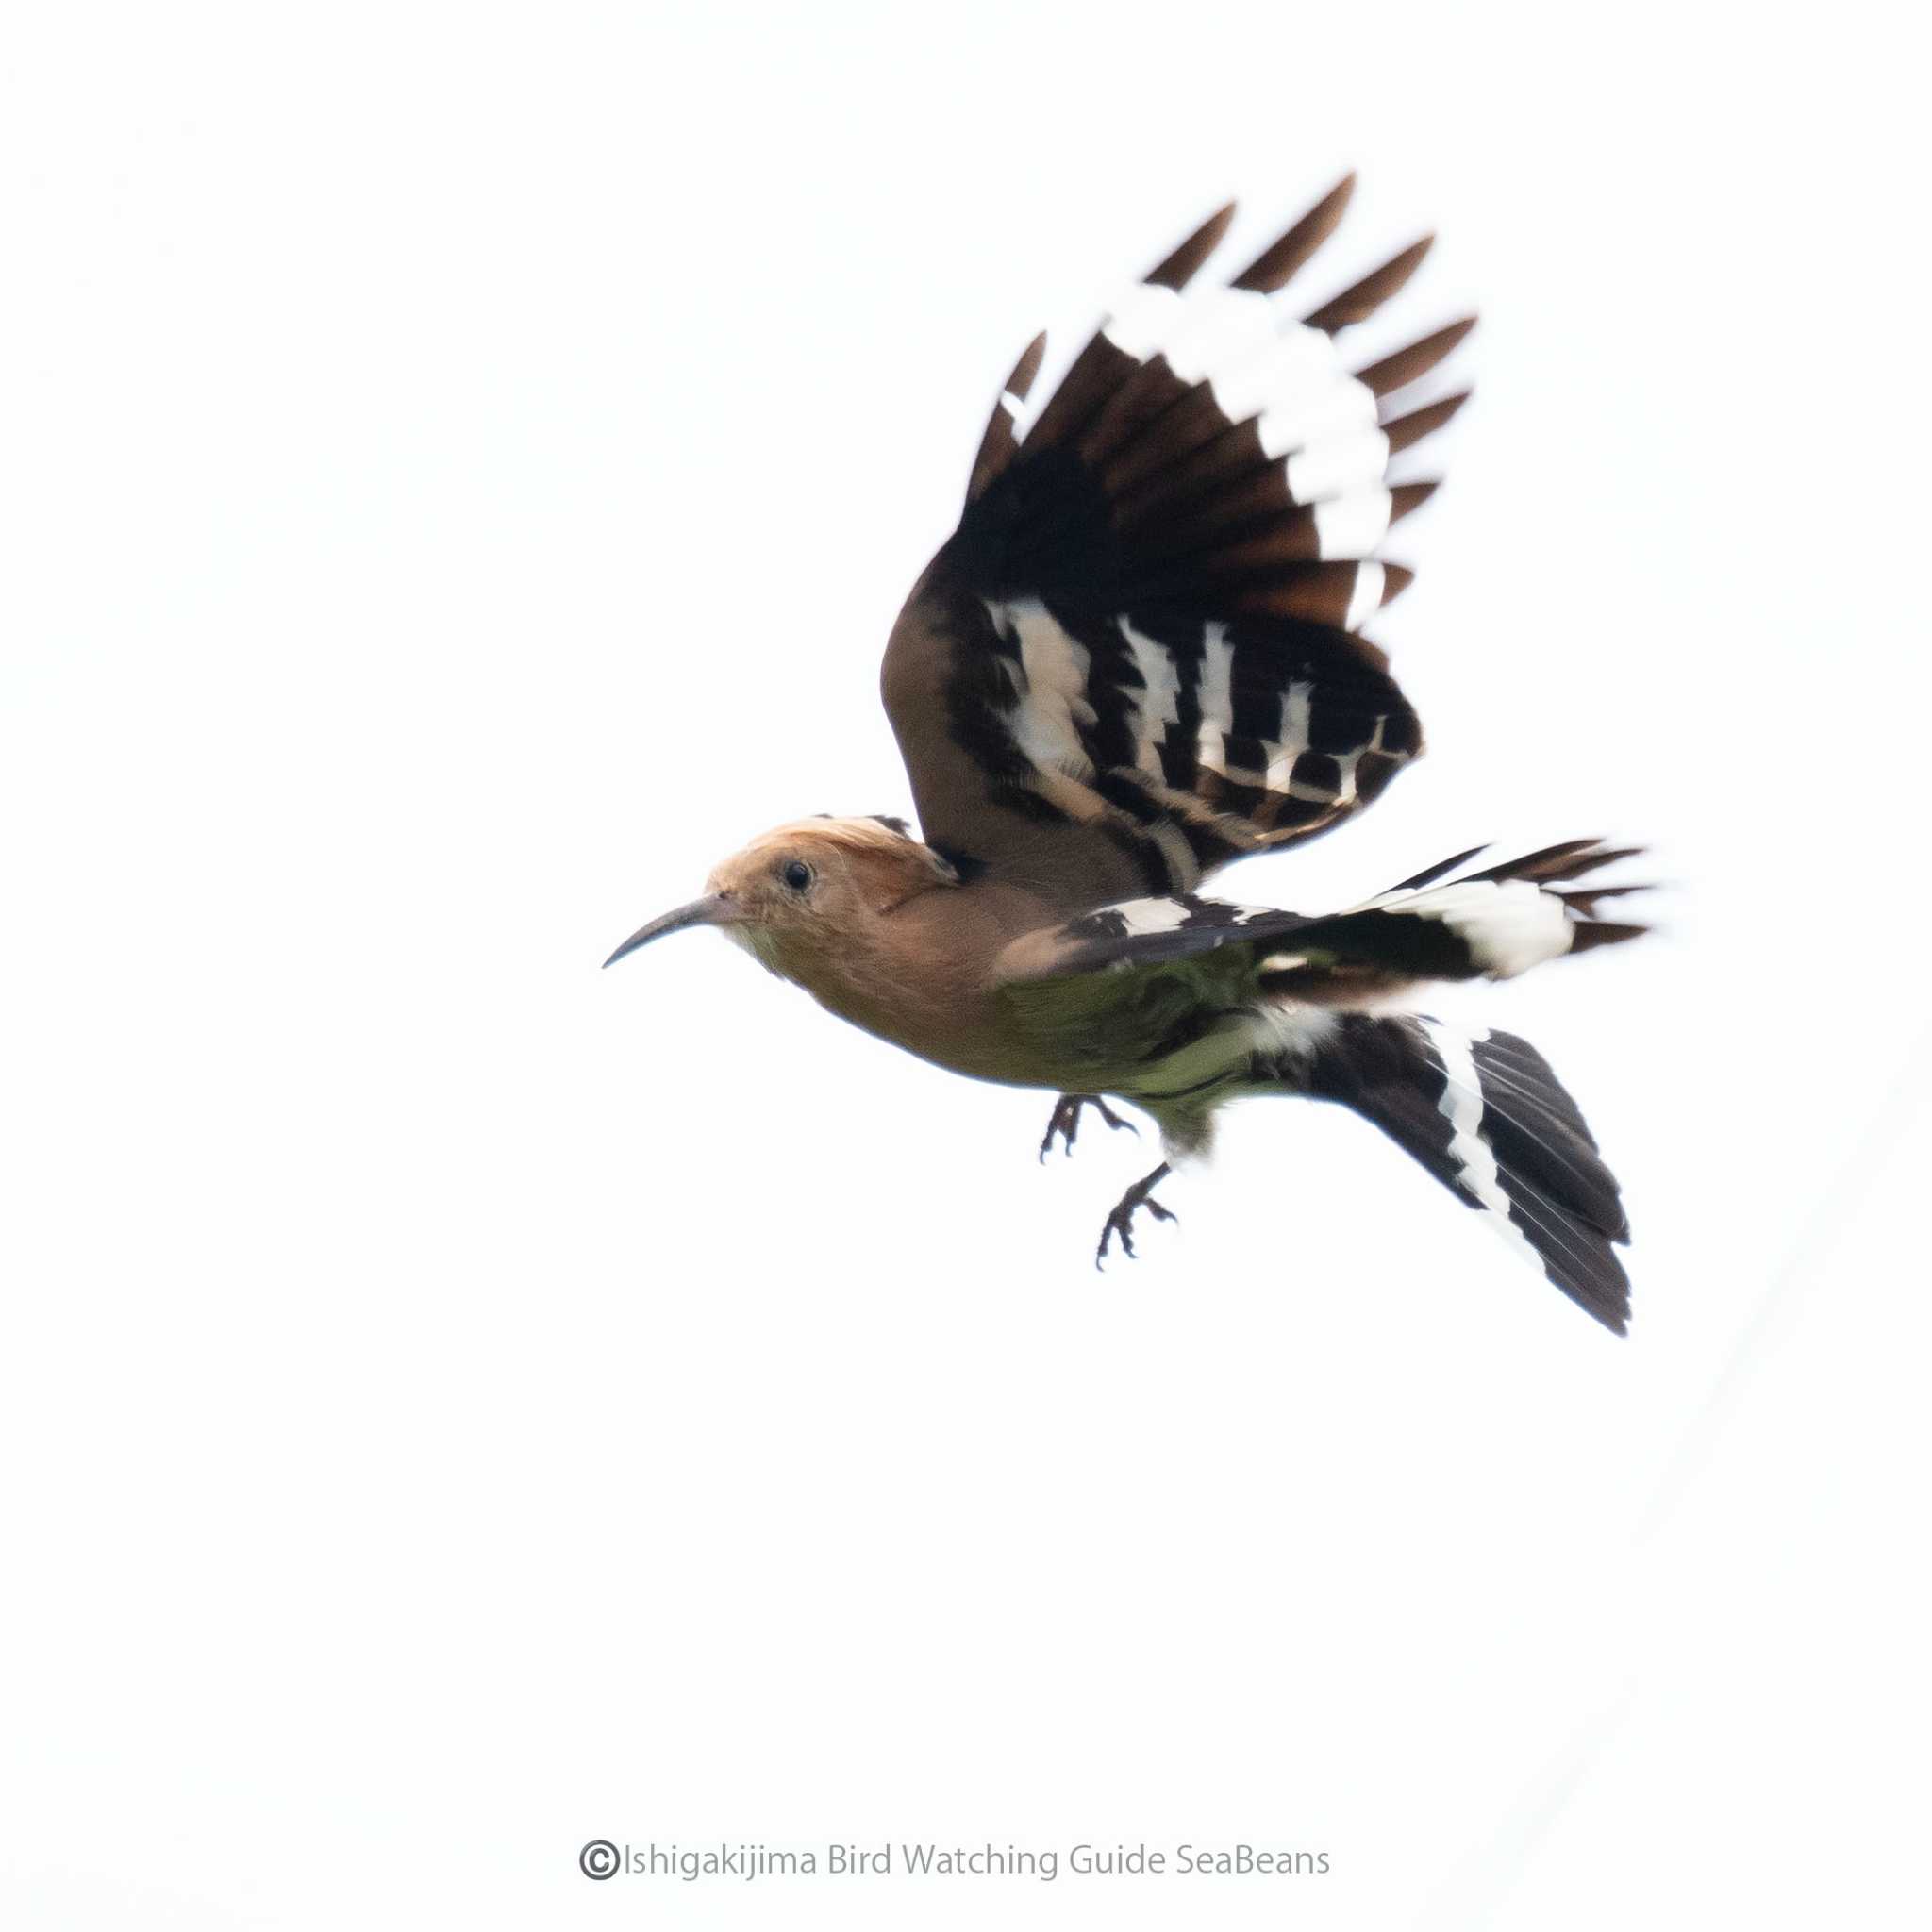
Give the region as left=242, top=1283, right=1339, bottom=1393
left=603, top=815, right=958, bottom=979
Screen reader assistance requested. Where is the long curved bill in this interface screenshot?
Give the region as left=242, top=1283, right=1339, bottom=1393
left=602, top=893, right=736, bottom=969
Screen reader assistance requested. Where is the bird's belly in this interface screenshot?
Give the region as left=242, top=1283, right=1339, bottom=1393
left=803, top=981, right=1070, bottom=1091
left=1083, top=1000, right=1341, bottom=1105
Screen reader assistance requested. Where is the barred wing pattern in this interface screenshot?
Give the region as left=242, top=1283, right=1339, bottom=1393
left=882, top=176, right=1470, bottom=911
left=996, top=841, right=1648, bottom=987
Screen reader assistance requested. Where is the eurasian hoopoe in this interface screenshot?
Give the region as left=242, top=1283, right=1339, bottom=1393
left=607, top=178, right=1649, bottom=1332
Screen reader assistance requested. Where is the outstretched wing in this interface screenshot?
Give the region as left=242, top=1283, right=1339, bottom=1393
left=995, top=841, right=1648, bottom=988
left=882, top=177, right=1469, bottom=914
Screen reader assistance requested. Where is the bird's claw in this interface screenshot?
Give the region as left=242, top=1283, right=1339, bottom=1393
left=1040, top=1093, right=1139, bottom=1162
left=1094, top=1167, right=1177, bottom=1269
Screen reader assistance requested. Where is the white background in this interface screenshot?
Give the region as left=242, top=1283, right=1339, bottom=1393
left=4, top=3, right=1927, bottom=1926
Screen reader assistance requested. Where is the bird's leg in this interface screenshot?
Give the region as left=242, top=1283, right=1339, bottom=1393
left=1039, top=1093, right=1139, bottom=1162
left=1095, top=1162, right=1176, bottom=1267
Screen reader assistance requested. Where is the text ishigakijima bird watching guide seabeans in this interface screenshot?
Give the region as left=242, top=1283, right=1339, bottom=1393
left=605, top=178, right=1650, bottom=1333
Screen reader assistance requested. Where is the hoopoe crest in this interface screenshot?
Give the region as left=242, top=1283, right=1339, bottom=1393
left=608, top=178, right=1650, bottom=1332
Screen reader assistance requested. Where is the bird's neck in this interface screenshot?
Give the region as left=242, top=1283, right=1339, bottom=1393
left=774, top=879, right=1045, bottom=1080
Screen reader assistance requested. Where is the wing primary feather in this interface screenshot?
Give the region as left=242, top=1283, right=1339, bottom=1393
left=1234, top=559, right=1412, bottom=625
left=1356, top=317, right=1478, bottom=397
left=967, top=331, right=1050, bottom=502
left=1146, top=201, right=1239, bottom=289
left=1382, top=390, right=1472, bottom=454
left=1304, top=236, right=1434, bottom=332
left=1231, top=173, right=1356, bottom=291
left=1387, top=478, right=1441, bottom=525
left=1468, top=840, right=1644, bottom=884
left=1023, top=209, right=1236, bottom=455
left=1386, top=844, right=1491, bottom=891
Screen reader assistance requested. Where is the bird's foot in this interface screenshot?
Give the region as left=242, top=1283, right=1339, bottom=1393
left=1095, top=1163, right=1176, bottom=1268
left=1039, top=1093, right=1139, bottom=1162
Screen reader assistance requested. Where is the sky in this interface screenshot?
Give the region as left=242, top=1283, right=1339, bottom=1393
left=3, top=3, right=1927, bottom=1926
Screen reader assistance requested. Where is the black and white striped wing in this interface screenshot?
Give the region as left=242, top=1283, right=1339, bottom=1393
left=996, top=842, right=1648, bottom=988
left=882, top=178, right=1467, bottom=912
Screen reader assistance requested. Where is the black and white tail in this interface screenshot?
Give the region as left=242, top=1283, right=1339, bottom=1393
left=1303, top=1012, right=1632, bottom=1332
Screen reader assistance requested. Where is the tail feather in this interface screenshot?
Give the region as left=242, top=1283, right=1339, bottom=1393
left=1301, top=1013, right=1632, bottom=1332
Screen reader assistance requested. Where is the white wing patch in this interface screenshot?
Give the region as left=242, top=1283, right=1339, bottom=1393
left=1362, top=876, right=1576, bottom=978
left=1287, top=426, right=1391, bottom=508
left=1102, top=282, right=1187, bottom=360
left=1313, top=487, right=1393, bottom=561
left=1119, top=616, right=1183, bottom=776
left=1103, top=281, right=1398, bottom=572
left=1110, top=898, right=1197, bottom=936
left=1267, top=680, right=1314, bottom=789
left=992, top=597, right=1097, bottom=782
left=1195, top=620, right=1236, bottom=771
left=1341, top=561, right=1387, bottom=633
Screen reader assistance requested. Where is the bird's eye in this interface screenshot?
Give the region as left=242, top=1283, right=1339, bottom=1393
left=781, top=859, right=813, bottom=892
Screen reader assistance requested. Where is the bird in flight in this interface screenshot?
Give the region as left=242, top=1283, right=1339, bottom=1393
left=607, top=177, right=1648, bottom=1331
